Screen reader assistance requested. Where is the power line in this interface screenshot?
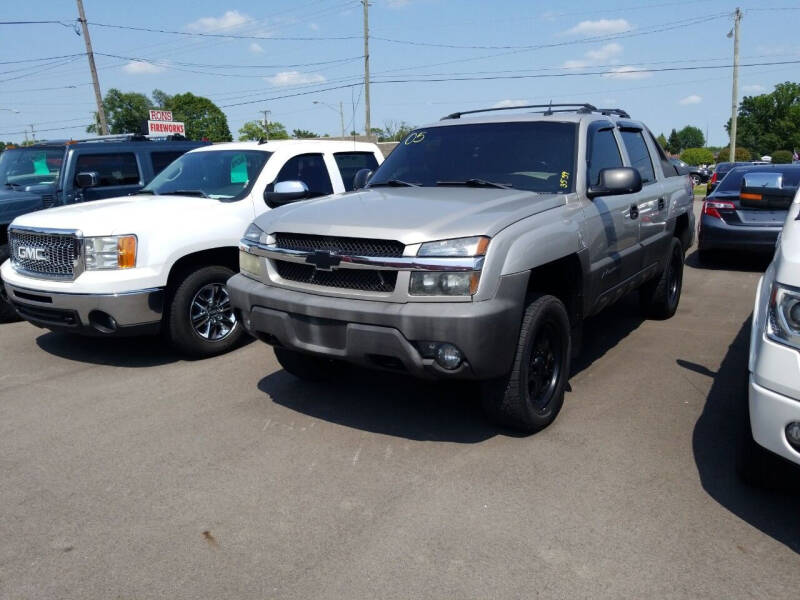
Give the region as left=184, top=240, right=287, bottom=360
left=88, top=21, right=362, bottom=41
left=94, top=52, right=364, bottom=70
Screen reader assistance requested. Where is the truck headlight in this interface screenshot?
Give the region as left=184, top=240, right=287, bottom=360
left=242, top=222, right=269, bottom=245
left=417, top=236, right=490, bottom=257
left=84, top=235, right=137, bottom=270
left=410, top=236, right=489, bottom=296
left=766, top=283, right=800, bottom=349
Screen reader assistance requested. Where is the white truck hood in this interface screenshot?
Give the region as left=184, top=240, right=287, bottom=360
left=10, top=194, right=246, bottom=237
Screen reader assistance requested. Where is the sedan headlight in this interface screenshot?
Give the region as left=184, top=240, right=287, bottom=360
left=766, top=283, right=800, bottom=349
left=410, top=236, right=489, bottom=296
left=84, top=235, right=137, bottom=270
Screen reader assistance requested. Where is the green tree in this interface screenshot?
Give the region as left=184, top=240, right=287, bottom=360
left=717, top=146, right=753, bottom=162
left=676, top=126, right=705, bottom=151
left=87, top=88, right=153, bottom=134
left=163, top=92, right=232, bottom=142
left=667, top=129, right=680, bottom=154
left=656, top=133, right=668, bottom=150
left=731, top=82, right=800, bottom=156
left=151, top=89, right=172, bottom=108
left=237, top=120, right=289, bottom=141
left=680, top=147, right=714, bottom=166
left=380, top=120, right=415, bottom=142
left=292, top=129, right=318, bottom=139
left=772, top=150, right=793, bottom=164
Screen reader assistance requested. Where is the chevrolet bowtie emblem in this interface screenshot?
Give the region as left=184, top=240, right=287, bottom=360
left=305, top=250, right=341, bottom=271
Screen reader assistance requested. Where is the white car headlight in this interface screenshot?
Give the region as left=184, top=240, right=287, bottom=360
left=766, top=283, right=800, bottom=349
left=417, top=236, right=490, bottom=257
left=84, top=235, right=137, bottom=270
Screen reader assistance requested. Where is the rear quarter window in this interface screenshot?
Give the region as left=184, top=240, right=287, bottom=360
left=74, top=152, right=141, bottom=186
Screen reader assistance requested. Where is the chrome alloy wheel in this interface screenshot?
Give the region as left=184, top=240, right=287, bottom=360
left=189, top=283, right=237, bottom=341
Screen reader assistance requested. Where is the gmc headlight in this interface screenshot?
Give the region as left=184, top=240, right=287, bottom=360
left=766, top=283, right=800, bottom=349
left=84, top=235, right=137, bottom=270
left=242, top=222, right=269, bottom=245
left=417, top=236, right=490, bottom=257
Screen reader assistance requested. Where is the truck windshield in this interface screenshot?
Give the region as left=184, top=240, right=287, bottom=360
left=143, top=149, right=272, bottom=200
left=369, top=122, right=577, bottom=193
left=0, top=147, right=65, bottom=188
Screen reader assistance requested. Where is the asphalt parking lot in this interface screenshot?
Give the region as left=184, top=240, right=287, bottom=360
left=1, top=204, right=798, bottom=599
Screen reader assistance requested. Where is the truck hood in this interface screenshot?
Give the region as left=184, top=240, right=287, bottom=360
left=255, top=187, right=566, bottom=244
left=0, top=188, right=45, bottom=225
left=9, top=193, right=242, bottom=237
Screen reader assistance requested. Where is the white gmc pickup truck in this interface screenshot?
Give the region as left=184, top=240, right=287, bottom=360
left=0, top=140, right=383, bottom=356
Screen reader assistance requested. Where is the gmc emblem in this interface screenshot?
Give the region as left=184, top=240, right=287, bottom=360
left=17, top=246, right=48, bottom=262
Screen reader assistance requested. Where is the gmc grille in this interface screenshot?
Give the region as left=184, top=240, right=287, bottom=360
left=275, top=261, right=397, bottom=293
left=274, top=233, right=404, bottom=258
left=9, top=229, right=80, bottom=279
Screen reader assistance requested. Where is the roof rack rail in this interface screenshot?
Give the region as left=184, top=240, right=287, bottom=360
left=441, top=103, right=598, bottom=120
left=597, top=108, right=631, bottom=118
left=65, top=133, right=190, bottom=144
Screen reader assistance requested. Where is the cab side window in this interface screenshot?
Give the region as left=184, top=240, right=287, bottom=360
left=334, top=152, right=379, bottom=191
left=150, top=151, right=185, bottom=176
left=587, top=128, right=623, bottom=186
left=648, top=132, right=681, bottom=177
left=274, top=153, right=333, bottom=198
left=620, top=130, right=656, bottom=185
left=74, top=152, right=141, bottom=187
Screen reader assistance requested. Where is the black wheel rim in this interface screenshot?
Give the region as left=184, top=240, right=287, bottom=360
left=527, top=320, right=563, bottom=412
left=667, top=249, right=681, bottom=306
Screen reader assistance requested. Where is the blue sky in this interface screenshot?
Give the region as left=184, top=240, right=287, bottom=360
left=1, top=0, right=798, bottom=146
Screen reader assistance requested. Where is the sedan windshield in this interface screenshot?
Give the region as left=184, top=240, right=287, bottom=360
left=0, top=147, right=64, bottom=187
left=143, top=149, right=272, bottom=200
left=369, top=122, right=577, bottom=193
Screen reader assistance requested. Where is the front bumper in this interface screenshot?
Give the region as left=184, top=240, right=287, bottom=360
left=3, top=281, right=164, bottom=336
left=749, top=375, right=800, bottom=467
left=698, top=213, right=781, bottom=252
left=228, top=271, right=529, bottom=380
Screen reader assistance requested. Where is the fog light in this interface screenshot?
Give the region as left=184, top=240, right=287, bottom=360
left=786, top=422, right=800, bottom=451
left=435, top=343, right=462, bottom=370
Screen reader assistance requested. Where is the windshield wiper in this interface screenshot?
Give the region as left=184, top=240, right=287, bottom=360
left=165, top=189, right=209, bottom=198
left=369, top=179, right=420, bottom=188
left=436, top=179, right=512, bottom=189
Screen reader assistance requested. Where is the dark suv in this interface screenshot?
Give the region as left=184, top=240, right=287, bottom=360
left=0, top=135, right=207, bottom=321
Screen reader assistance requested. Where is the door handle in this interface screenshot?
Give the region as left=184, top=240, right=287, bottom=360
left=629, top=204, right=639, bottom=219
left=658, top=197, right=665, bottom=210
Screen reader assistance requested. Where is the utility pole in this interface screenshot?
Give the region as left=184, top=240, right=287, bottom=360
left=76, top=0, right=108, bottom=135
left=339, top=101, right=345, bottom=139
left=29, top=124, right=36, bottom=143
left=362, top=0, right=371, bottom=140
left=261, top=110, right=270, bottom=141
left=728, top=8, right=742, bottom=161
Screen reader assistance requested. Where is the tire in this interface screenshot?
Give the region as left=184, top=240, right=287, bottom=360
left=640, top=237, right=683, bottom=319
left=274, top=347, right=338, bottom=382
left=481, top=294, right=571, bottom=433
left=0, top=244, right=20, bottom=323
left=164, top=265, right=244, bottom=358
left=691, top=174, right=700, bottom=186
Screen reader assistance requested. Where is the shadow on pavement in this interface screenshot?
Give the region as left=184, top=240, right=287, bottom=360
left=259, top=368, right=505, bottom=443
left=688, top=316, right=800, bottom=553
left=35, top=331, right=182, bottom=367
left=260, top=293, right=647, bottom=442
left=686, top=249, right=771, bottom=273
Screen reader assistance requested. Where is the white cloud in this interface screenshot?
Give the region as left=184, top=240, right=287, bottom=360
left=122, top=60, right=165, bottom=74
left=679, top=94, right=702, bottom=105
left=602, top=66, right=652, bottom=80
left=249, top=42, right=264, bottom=54
left=186, top=10, right=250, bottom=32
left=265, top=71, right=326, bottom=86
left=566, top=18, right=632, bottom=36
left=563, top=43, right=622, bottom=69
left=492, top=99, right=529, bottom=108
left=743, top=84, right=766, bottom=94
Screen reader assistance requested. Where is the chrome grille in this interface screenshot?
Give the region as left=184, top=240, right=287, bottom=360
left=274, top=233, right=404, bottom=257
left=276, top=261, right=397, bottom=293
left=9, top=229, right=80, bottom=279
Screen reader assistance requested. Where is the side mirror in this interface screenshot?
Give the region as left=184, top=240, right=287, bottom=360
left=353, top=168, right=373, bottom=190
left=75, top=171, right=100, bottom=188
left=265, top=180, right=309, bottom=207
left=587, top=167, right=642, bottom=198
